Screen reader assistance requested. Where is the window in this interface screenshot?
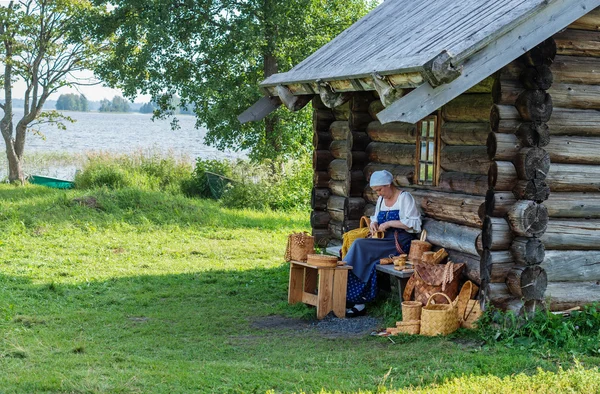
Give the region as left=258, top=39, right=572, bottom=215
left=415, top=113, right=441, bottom=186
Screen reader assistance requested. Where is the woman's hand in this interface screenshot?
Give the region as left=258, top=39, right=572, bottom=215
left=378, top=222, right=389, bottom=232
left=369, top=221, right=379, bottom=235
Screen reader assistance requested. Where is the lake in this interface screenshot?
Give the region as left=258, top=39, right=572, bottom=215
left=1, top=110, right=244, bottom=180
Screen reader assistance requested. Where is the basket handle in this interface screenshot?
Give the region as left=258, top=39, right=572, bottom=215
left=420, top=230, right=427, bottom=242
left=359, top=216, right=371, bottom=228
left=426, top=292, right=453, bottom=307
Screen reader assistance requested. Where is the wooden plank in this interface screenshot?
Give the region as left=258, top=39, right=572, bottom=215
left=238, top=96, right=282, bottom=123
left=317, top=268, right=334, bottom=319
left=304, top=267, right=318, bottom=293
left=332, top=269, right=349, bottom=318
left=288, top=264, right=304, bottom=304
left=301, top=292, right=318, bottom=306
left=378, top=0, right=599, bottom=124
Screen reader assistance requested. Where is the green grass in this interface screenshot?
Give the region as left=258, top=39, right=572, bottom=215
left=0, top=184, right=599, bottom=393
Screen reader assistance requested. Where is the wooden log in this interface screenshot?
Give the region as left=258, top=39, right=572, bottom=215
left=312, top=95, right=327, bottom=110
left=344, top=219, right=361, bottom=232
left=546, top=163, right=600, bottom=192
left=482, top=216, right=513, bottom=250
left=551, top=55, right=600, bottom=85
left=345, top=197, right=366, bottom=220
left=329, top=220, right=343, bottom=240
left=313, top=171, right=330, bottom=188
left=349, top=151, right=367, bottom=170
left=510, top=237, right=545, bottom=265
left=554, top=29, right=600, bottom=57
left=312, top=228, right=330, bottom=247
left=488, top=161, right=517, bottom=191
left=516, top=122, right=550, bottom=148
left=329, top=209, right=344, bottom=223
left=491, top=263, right=515, bottom=284
left=438, top=171, right=488, bottom=196
left=364, top=203, right=375, bottom=217
left=313, top=131, right=332, bottom=150
left=490, top=105, right=520, bottom=133
left=328, top=180, right=350, bottom=197
left=363, top=186, right=377, bottom=204
left=311, top=188, right=330, bottom=210
left=441, top=93, right=493, bottom=123
left=520, top=65, right=553, bottom=90
left=507, top=201, right=549, bottom=237
left=329, top=140, right=348, bottom=160
left=466, top=76, right=494, bottom=93
left=506, top=265, right=547, bottom=300
left=445, top=248, right=481, bottom=284
left=366, top=121, right=416, bottom=144
left=368, top=100, right=384, bottom=119
left=542, top=250, right=600, bottom=282
left=569, top=8, right=600, bottom=31
left=366, top=142, right=415, bottom=166
left=492, top=78, right=522, bottom=105
left=548, top=82, right=600, bottom=110
left=545, top=192, right=600, bottom=218
left=327, top=195, right=346, bottom=212
left=313, top=109, right=335, bottom=131
left=363, top=163, right=415, bottom=187
left=545, top=281, right=600, bottom=311
left=349, top=170, right=366, bottom=198
left=332, top=101, right=350, bottom=121
left=330, top=121, right=350, bottom=140
left=409, top=189, right=484, bottom=228
left=515, top=90, right=553, bottom=122
left=512, top=180, right=550, bottom=202
left=313, top=150, right=333, bottom=171
left=441, top=145, right=490, bottom=175
left=487, top=132, right=521, bottom=161
left=544, top=136, right=600, bottom=165
left=520, top=37, right=556, bottom=66
left=546, top=107, right=600, bottom=136
left=485, top=190, right=517, bottom=217
left=422, top=218, right=480, bottom=256
left=351, top=92, right=375, bottom=113
left=541, top=219, right=600, bottom=250
left=351, top=131, right=371, bottom=151
left=310, top=211, right=330, bottom=229
left=349, top=112, right=373, bottom=131
left=513, top=147, right=550, bottom=180
left=441, top=122, right=489, bottom=146
left=487, top=283, right=521, bottom=311
left=328, top=159, right=348, bottom=181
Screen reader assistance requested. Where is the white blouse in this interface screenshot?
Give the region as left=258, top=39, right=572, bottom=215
left=370, top=191, right=422, bottom=233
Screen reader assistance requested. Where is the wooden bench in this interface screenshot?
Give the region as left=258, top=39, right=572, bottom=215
left=325, top=245, right=414, bottom=302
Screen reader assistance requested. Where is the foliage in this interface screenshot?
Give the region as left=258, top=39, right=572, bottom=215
left=139, top=101, right=156, bottom=114
left=0, top=0, right=105, bottom=182
left=477, top=304, right=600, bottom=355
left=88, top=0, right=377, bottom=160
left=74, top=151, right=191, bottom=193
left=184, top=157, right=312, bottom=210
left=55, top=93, right=89, bottom=111
left=98, top=95, right=131, bottom=112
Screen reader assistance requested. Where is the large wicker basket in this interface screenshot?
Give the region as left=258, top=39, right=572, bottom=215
left=306, top=254, right=338, bottom=267
left=420, top=293, right=459, bottom=336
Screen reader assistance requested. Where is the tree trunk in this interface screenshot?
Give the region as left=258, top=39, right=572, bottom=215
left=263, top=51, right=281, bottom=153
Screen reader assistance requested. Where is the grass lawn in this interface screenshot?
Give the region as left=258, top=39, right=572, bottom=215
left=1, top=185, right=599, bottom=393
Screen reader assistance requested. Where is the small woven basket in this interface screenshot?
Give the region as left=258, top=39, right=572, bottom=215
left=285, top=232, right=314, bottom=262
left=396, top=320, right=420, bottom=335
left=462, top=299, right=483, bottom=329
left=454, top=281, right=478, bottom=320
left=408, top=231, right=432, bottom=263
left=306, top=254, right=338, bottom=267
left=402, top=301, right=422, bottom=321
left=420, top=292, right=459, bottom=336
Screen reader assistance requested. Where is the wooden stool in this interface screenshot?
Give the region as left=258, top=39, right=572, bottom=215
left=288, top=260, right=352, bottom=319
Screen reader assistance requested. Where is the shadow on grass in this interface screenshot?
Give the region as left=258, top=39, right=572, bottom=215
left=0, top=185, right=309, bottom=231
left=0, top=265, right=570, bottom=393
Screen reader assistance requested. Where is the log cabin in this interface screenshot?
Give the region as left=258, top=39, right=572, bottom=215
left=240, top=0, right=600, bottom=314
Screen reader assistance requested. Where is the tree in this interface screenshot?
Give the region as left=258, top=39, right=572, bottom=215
left=98, top=95, right=130, bottom=112
left=0, top=0, right=103, bottom=182
left=90, top=0, right=376, bottom=160
left=56, top=93, right=88, bottom=111
left=139, top=101, right=155, bottom=114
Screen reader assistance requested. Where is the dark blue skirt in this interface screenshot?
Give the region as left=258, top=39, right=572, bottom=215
left=344, top=230, right=414, bottom=304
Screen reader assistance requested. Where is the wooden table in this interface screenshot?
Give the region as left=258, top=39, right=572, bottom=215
left=288, top=260, right=352, bottom=319
left=375, top=264, right=414, bottom=302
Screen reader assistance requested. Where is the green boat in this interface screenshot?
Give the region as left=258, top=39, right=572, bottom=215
left=29, top=175, right=75, bottom=189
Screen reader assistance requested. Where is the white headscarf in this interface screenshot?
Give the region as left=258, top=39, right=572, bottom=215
left=370, top=170, right=393, bottom=187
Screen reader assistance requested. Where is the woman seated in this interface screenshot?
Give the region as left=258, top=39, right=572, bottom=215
left=344, top=170, right=422, bottom=317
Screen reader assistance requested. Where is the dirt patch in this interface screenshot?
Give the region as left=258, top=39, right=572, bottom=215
left=251, top=314, right=382, bottom=339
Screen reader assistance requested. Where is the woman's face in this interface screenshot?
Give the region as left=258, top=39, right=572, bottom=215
left=372, top=184, right=394, bottom=199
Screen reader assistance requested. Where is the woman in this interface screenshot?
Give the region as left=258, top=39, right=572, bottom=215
left=344, top=170, right=422, bottom=317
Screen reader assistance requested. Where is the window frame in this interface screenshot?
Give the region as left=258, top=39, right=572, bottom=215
left=414, top=111, right=442, bottom=186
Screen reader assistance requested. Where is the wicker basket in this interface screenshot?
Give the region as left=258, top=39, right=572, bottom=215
left=396, top=320, right=420, bottom=335
left=420, top=292, right=459, bottom=336
left=306, top=254, right=338, bottom=267
left=408, top=230, right=432, bottom=263
left=285, top=232, right=314, bottom=262
left=462, top=299, right=483, bottom=329
left=454, top=281, right=479, bottom=321
left=402, top=301, right=422, bottom=321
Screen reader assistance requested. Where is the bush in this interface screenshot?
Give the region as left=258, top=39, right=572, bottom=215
left=181, top=158, right=233, bottom=198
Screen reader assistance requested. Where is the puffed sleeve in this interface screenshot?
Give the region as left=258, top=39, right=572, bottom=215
left=370, top=196, right=382, bottom=223
left=398, top=192, right=422, bottom=233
